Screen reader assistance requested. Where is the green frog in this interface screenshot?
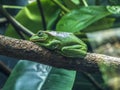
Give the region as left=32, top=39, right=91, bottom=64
left=30, top=31, right=87, bottom=58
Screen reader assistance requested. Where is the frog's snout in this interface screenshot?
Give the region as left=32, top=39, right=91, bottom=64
left=30, top=35, right=40, bottom=41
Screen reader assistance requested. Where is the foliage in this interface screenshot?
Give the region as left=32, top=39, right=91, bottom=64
left=2, top=0, right=120, bottom=90
left=3, top=60, right=76, bottom=90
left=56, top=6, right=113, bottom=32
left=5, top=0, right=60, bottom=38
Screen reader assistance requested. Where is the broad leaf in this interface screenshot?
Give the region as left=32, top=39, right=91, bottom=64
left=3, top=60, right=76, bottom=90
left=82, top=17, right=115, bottom=32
left=5, top=0, right=60, bottom=38
left=56, top=6, right=112, bottom=32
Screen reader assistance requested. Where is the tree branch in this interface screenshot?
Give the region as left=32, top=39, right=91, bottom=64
left=0, top=34, right=120, bottom=73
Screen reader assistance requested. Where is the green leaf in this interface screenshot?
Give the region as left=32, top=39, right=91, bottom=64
left=3, top=60, right=76, bottom=90
left=5, top=0, right=60, bottom=38
left=71, top=0, right=80, bottom=5
left=82, top=17, right=115, bottom=32
left=56, top=6, right=111, bottom=32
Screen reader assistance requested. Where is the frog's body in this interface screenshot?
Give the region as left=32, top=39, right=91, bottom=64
left=30, top=31, right=87, bottom=58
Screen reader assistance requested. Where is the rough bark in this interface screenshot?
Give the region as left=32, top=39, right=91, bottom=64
left=0, top=34, right=120, bottom=73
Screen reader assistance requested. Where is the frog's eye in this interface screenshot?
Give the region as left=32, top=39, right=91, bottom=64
left=37, top=32, right=44, bottom=37
left=37, top=31, right=48, bottom=41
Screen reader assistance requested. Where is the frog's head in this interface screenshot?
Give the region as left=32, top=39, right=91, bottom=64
left=30, top=31, right=49, bottom=42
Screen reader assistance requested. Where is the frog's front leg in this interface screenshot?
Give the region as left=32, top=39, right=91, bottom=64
left=44, top=40, right=61, bottom=50
left=61, top=45, right=87, bottom=58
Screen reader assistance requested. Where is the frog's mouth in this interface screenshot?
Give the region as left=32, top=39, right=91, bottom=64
left=30, top=35, right=48, bottom=42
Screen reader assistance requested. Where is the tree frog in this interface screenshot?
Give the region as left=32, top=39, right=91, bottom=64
left=30, top=31, right=87, bottom=58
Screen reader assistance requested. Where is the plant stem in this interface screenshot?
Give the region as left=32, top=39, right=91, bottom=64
left=82, top=72, right=105, bottom=90
left=81, top=0, right=88, bottom=7
left=3, top=5, right=23, bottom=9
left=36, top=0, right=47, bottom=30
left=0, top=5, right=26, bottom=39
left=0, top=4, right=34, bottom=37
left=52, top=0, right=70, bottom=13
left=0, top=61, right=11, bottom=76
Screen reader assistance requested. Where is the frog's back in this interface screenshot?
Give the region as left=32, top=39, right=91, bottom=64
left=49, top=31, right=84, bottom=45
